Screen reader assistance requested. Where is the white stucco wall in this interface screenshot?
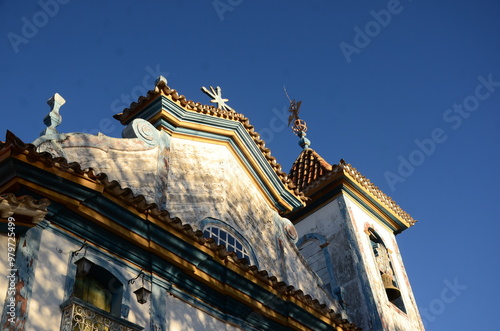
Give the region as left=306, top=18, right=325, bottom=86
left=21, top=226, right=252, bottom=331
left=25, top=228, right=150, bottom=330
left=294, top=196, right=375, bottom=329
left=36, top=133, right=164, bottom=206
left=344, top=195, right=424, bottom=331
left=294, top=194, right=424, bottom=331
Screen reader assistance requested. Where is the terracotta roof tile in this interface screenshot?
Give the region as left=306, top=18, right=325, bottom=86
left=113, top=79, right=307, bottom=204
left=339, top=160, right=417, bottom=226
left=289, top=148, right=333, bottom=192
left=288, top=148, right=417, bottom=226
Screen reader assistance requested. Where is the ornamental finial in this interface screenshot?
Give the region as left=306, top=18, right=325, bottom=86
left=40, top=93, right=66, bottom=137
left=155, top=75, right=168, bottom=86
left=201, top=86, right=234, bottom=111
left=284, top=86, right=309, bottom=149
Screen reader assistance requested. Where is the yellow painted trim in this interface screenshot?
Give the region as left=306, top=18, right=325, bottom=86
left=341, top=180, right=403, bottom=231
left=342, top=194, right=395, bottom=233
left=148, top=109, right=299, bottom=213
left=294, top=168, right=409, bottom=231
left=10, top=152, right=105, bottom=193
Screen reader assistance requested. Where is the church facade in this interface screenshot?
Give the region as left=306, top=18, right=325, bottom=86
left=0, top=76, right=423, bottom=330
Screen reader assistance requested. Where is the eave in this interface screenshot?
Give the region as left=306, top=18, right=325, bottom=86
left=113, top=79, right=306, bottom=214
left=288, top=160, right=416, bottom=234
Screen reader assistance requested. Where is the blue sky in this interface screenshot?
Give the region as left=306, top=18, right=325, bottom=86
left=1, top=1, right=499, bottom=329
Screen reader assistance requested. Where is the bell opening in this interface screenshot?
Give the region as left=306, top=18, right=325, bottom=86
left=381, top=273, right=401, bottom=301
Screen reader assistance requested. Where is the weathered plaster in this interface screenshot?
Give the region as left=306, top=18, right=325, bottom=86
left=23, top=226, right=150, bottom=330
left=344, top=196, right=424, bottom=330
left=295, top=196, right=380, bottom=330
left=295, top=192, right=424, bottom=330
left=0, top=222, right=46, bottom=331
left=34, top=119, right=170, bottom=208
left=164, top=137, right=343, bottom=313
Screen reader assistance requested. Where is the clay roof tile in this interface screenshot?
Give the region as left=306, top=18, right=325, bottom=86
left=113, top=80, right=307, bottom=204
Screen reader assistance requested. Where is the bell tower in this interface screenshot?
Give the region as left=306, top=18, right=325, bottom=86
left=285, top=100, right=424, bottom=330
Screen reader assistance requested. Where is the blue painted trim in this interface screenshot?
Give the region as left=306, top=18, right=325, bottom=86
left=123, top=96, right=303, bottom=212
left=45, top=200, right=340, bottom=330
left=288, top=175, right=408, bottom=233
left=199, top=217, right=259, bottom=268
left=342, top=186, right=408, bottom=232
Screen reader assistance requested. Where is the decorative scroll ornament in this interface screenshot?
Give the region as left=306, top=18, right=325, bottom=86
left=122, top=118, right=160, bottom=146
left=284, top=220, right=298, bottom=243
left=201, top=86, right=234, bottom=111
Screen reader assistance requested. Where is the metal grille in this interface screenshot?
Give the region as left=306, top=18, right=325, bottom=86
left=60, top=298, right=142, bottom=331
left=203, top=226, right=250, bottom=261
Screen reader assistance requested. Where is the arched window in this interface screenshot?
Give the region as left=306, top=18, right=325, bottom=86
left=297, top=233, right=338, bottom=298
left=200, top=218, right=257, bottom=266
left=73, top=264, right=123, bottom=316
left=368, top=228, right=406, bottom=313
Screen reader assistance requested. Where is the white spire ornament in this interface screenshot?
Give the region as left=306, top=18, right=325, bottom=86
left=40, top=93, right=66, bottom=136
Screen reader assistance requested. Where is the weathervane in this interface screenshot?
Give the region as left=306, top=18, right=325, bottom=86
left=284, top=86, right=310, bottom=149
left=201, top=86, right=234, bottom=111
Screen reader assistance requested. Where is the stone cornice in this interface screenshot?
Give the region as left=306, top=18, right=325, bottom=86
left=288, top=156, right=416, bottom=232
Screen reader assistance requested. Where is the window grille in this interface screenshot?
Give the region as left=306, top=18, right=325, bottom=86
left=203, top=226, right=250, bottom=262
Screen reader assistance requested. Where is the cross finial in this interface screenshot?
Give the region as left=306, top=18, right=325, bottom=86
left=201, top=86, right=234, bottom=111
left=40, top=93, right=65, bottom=136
